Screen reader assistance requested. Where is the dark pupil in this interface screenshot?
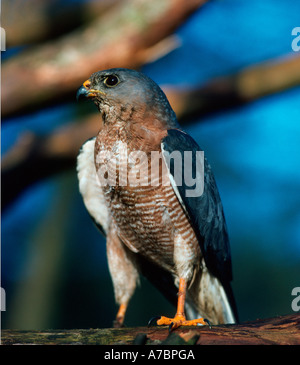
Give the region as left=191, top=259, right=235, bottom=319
left=106, top=75, right=118, bottom=86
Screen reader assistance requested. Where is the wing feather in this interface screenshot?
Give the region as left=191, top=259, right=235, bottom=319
left=161, top=129, right=232, bottom=284
left=77, top=137, right=109, bottom=235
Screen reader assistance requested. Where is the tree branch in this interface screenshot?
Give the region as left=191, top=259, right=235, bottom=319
left=164, top=54, right=300, bottom=121
left=2, top=0, right=121, bottom=47
left=1, top=114, right=101, bottom=211
left=2, top=0, right=207, bottom=117
left=1, top=314, right=299, bottom=345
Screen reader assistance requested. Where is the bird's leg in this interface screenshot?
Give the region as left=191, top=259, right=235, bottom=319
left=113, top=303, right=127, bottom=328
left=106, top=226, right=139, bottom=328
left=156, top=278, right=208, bottom=331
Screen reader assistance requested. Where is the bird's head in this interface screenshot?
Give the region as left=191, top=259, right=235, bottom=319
left=77, top=68, right=178, bottom=127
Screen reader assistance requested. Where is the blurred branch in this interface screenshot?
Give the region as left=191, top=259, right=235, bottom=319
left=164, top=53, right=300, bottom=121
left=2, top=314, right=300, bottom=345
left=2, top=54, right=300, bottom=210
left=1, top=114, right=101, bottom=211
left=2, top=0, right=121, bottom=47
left=2, top=0, right=207, bottom=117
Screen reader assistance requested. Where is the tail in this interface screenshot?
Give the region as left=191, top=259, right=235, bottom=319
left=185, top=269, right=238, bottom=325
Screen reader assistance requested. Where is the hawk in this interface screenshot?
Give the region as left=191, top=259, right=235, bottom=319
left=76, top=68, right=238, bottom=330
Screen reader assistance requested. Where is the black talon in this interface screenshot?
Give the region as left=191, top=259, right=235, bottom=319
left=168, top=322, right=174, bottom=333
left=204, top=318, right=212, bottom=328
left=148, top=316, right=161, bottom=327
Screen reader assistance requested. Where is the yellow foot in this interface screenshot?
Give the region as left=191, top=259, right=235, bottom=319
left=149, top=314, right=211, bottom=331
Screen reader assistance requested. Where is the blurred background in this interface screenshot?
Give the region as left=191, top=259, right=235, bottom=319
left=1, top=0, right=300, bottom=330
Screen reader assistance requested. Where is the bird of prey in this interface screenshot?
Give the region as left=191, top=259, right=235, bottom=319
left=76, top=68, right=238, bottom=330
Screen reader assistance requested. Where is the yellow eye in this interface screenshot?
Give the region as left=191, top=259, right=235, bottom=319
left=104, top=75, right=119, bottom=87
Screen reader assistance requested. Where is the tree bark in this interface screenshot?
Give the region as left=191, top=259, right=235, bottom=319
left=1, top=314, right=299, bottom=345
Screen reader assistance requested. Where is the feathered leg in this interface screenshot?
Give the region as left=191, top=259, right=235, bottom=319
left=106, top=226, right=139, bottom=327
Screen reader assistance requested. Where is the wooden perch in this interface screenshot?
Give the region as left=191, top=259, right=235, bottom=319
left=1, top=314, right=299, bottom=345
left=2, top=0, right=207, bottom=117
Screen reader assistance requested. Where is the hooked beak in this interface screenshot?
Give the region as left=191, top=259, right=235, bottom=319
left=76, top=79, right=105, bottom=101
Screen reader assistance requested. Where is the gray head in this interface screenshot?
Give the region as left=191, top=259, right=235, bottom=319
left=77, top=68, right=178, bottom=127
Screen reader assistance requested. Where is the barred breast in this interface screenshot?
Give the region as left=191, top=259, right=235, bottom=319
left=95, top=126, right=201, bottom=280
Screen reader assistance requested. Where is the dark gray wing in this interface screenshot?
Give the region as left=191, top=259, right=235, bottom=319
left=77, top=137, right=109, bottom=236
left=161, top=129, right=232, bottom=284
